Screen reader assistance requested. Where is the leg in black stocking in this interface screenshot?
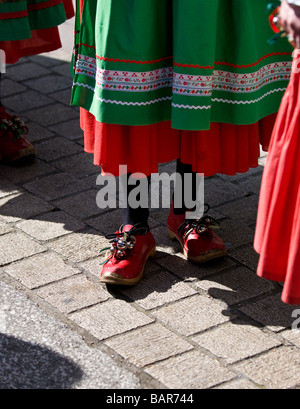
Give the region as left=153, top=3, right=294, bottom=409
left=120, top=173, right=150, bottom=227
left=168, top=159, right=227, bottom=263
left=100, top=173, right=155, bottom=286
left=173, top=159, right=198, bottom=215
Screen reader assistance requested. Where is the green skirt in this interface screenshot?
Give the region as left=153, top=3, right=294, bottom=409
left=71, top=0, right=292, bottom=131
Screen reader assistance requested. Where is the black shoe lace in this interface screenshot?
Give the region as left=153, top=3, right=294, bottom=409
left=177, top=204, right=221, bottom=239
left=100, top=223, right=150, bottom=265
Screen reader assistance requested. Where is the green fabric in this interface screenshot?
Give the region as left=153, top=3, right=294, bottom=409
left=0, top=1, right=30, bottom=41
left=0, top=0, right=67, bottom=41
left=71, top=0, right=293, bottom=130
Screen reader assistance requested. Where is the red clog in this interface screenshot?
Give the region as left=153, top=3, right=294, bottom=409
left=100, top=224, right=156, bottom=285
left=167, top=205, right=227, bottom=263
left=0, top=106, right=35, bottom=165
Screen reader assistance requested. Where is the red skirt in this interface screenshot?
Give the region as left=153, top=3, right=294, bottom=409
left=254, top=53, right=300, bottom=305
left=0, top=0, right=74, bottom=64
left=81, top=108, right=276, bottom=177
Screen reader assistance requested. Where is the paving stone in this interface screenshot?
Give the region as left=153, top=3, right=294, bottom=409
left=49, top=118, right=83, bottom=140
left=3, top=252, right=79, bottom=289
left=23, top=173, right=87, bottom=201
left=82, top=173, right=100, bottom=188
left=0, top=160, right=56, bottom=184
left=2, top=90, right=52, bottom=113
left=216, top=218, right=255, bottom=250
left=51, top=63, right=73, bottom=78
left=145, top=350, right=235, bottom=389
left=193, top=320, right=281, bottom=364
left=216, top=195, right=259, bottom=226
left=24, top=121, right=55, bottom=143
left=105, top=323, right=194, bottom=368
left=35, top=137, right=82, bottom=162
left=282, top=328, right=300, bottom=348
left=69, top=299, right=154, bottom=341
left=23, top=103, right=78, bottom=127
left=48, top=228, right=106, bottom=262
left=234, top=346, right=300, bottom=389
left=214, top=378, right=262, bottom=389
left=24, top=74, right=73, bottom=94
left=79, top=257, right=102, bottom=278
left=204, top=176, right=246, bottom=207
left=158, top=160, right=176, bottom=175
left=16, top=211, right=85, bottom=241
left=120, top=269, right=197, bottom=310
left=229, top=244, right=260, bottom=271
left=0, top=221, right=13, bottom=235
left=37, top=274, right=110, bottom=314
left=155, top=251, right=236, bottom=282
left=0, top=78, right=27, bottom=97
left=86, top=209, right=126, bottom=235
left=217, top=167, right=262, bottom=183
left=5, top=61, right=50, bottom=81
left=0, top=232, right=44, bottom=266
left=239, top=294, right=297, bottom=332
left=195, top=266, right=274, bottom=305
left=235, top=173, right=263, bottom=195
left=53, top=190, right=100, bottom=220
left=148, top=207, right=170, bottom=226
left=0, top=192, right=53, bottom=223
left=48, top=89, right=74, bottom=106
left=52, top=152, right=98, bottom=178
left=148, top=224, right=182, bottom=260
left=0, top=178, right=20, bottom=198
left=29, top=54, right=65, bottom=67
left=152, top=295, right=232, bottom=336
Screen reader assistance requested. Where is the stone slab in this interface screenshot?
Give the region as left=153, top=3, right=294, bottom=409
left=17, top=210, right=85, bottom=241
left=193, top=320, right=281, bottom=364
left=145, top=350, right=235, bottom=389
left=37, top=274, right=110, bottom=313
left=3, top=252, right=80, bottom=289
left=69, top=299, right=154, bottom=341
left=152, top=295, right=232, bottom=336
left=0, top=232, right=44, bottom=266
left=105, top=323, right=194, bottom=368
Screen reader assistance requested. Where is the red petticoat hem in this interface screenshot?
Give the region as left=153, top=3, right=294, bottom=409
left=80, top=108, right=276, bottom=177
left=0, top=28, right=62, bottom=64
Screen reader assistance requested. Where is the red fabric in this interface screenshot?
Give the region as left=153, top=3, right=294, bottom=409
left=80, top=107, right=276, bottom=177
left=0, top=10, right=28, bottom=20
left=0, top=0, right=74, bottom=64
left=254, top=53, right=300, bottom=305
left=28, top=0, right=65, bottom=12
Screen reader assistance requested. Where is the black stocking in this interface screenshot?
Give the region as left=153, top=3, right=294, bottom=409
left=120, top=173, right=150, bottom=227
left=173, top=159, right=198, bottom=215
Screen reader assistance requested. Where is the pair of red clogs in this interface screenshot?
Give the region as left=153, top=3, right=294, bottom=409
left=100, top=205, right=226, bottom=286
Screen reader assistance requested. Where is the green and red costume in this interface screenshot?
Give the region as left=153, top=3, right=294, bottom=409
left=72, top=0, right=293, bottom=176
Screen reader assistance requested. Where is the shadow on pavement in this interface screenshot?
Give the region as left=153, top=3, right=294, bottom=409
left=0, top=333, right=83, bottom=389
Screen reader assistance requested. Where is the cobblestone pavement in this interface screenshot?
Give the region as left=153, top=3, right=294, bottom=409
left=0, top=19, right=300, bottom=390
